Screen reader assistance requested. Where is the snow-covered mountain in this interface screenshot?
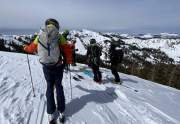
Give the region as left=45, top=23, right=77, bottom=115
left=68, top=29, right=180, bottom=63
left=1, top=29, right=180, bottom=90
left=1, top=29, right=180, bottom=63
left=0, top=51, right=180, bottom=124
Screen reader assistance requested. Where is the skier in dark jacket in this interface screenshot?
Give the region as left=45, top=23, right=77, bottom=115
left=72, top=39, right=78, bottom=66
left=109, top=42, right=123, bottom=83
left=86, top=39, right=102, bottom=83
left=24, top=19, right=73, bottom=124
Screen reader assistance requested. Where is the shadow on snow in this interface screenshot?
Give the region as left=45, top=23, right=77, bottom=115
left=65, top=85, right=118, bottom=117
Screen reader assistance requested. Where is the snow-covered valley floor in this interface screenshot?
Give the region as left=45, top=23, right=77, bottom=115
left=0, top=51, right=180, bottom=124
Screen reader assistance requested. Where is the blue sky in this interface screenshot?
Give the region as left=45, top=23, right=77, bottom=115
left=0, top=0, right=180, bottom=33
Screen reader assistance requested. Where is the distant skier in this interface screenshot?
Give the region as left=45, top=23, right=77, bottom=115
left=86, top=39, right=102, bottom=83
left=24, top=18, right=73, bottom=124
left=109, top=41, right=124, bottom=83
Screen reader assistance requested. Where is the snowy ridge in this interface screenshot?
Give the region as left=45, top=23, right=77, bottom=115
left=1, top=29, right=180, bottom=62
left=123, top=38, right=180, bottom=62
left=0, top=51, right=180, bottom=124
left=68, top=30, right=180, bottom=62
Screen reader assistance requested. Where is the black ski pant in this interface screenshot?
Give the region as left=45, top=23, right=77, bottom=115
left=91, top=64, right=102, bottom=82
left=72, top=51, right=76, bottom=65
left=43, top=64, right=65, bottom=114
left=111, top=64, right=120, bottom=82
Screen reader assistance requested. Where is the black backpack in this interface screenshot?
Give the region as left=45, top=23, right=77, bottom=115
left=110, top=47, right=124, bottom=63
left=89, top=44, right=102, bottom=65
left=115, top=48, right=124, bottom=63
left=90, top=44, right=102, bottom=58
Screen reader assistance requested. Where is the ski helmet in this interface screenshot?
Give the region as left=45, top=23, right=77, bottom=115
left=90, top=39, right=96, bottom=44
left=45, top=18, right=60, bottom=30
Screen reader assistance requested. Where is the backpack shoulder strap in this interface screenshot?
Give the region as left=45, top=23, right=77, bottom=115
left=38, top=40, right=48, bottom=50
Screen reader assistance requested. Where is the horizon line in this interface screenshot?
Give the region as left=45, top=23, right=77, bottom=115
left=0, top=28, right=180, bottom=35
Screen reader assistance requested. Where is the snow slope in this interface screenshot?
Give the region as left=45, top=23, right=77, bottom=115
left=0, top=51, right=180, bottom=124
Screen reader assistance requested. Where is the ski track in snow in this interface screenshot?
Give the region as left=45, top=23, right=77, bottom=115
left=0, top=51, right=180, bottom=124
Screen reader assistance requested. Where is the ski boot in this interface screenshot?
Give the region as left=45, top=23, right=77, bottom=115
left=48, top=113, right=57, bottom=124
left=59, top=112, right=65, bottom=123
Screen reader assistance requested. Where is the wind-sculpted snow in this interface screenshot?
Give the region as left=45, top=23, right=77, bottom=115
left=0, top=51, right=180, bottom=124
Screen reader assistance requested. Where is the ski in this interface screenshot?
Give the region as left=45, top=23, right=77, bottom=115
left=121, top=84, right=139, bottom=92
left=106, top=76, right=123, bottom=84
left=106, top=76, right=138, bottom=92
left=73, top=76, right=81, bottom=81
left=75, top=74, right=84, bottom=79
left=70, top=71, right=85, bottom=80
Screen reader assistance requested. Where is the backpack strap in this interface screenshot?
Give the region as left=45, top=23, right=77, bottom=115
left=38, top=40, right=51, bottom=56
left=38, top=40, right=48, bottom=50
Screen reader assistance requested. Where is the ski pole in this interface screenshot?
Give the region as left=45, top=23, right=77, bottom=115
left=68, top=65, right=73, bottom=100
left=27, top=54, right=36, bottom=97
